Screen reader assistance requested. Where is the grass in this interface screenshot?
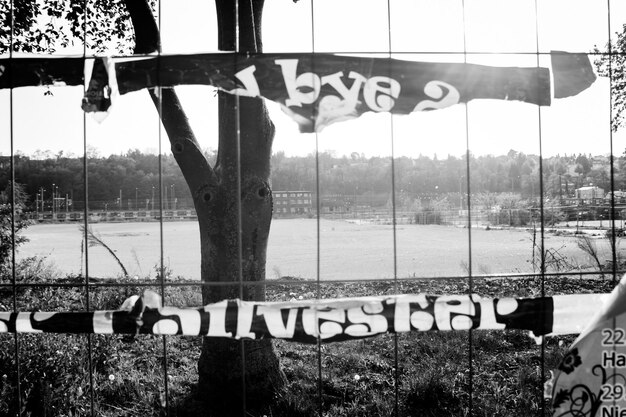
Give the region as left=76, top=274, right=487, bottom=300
left=0, top=264, right=616, bottom=416
left=266, top=276, right=613, bottom=417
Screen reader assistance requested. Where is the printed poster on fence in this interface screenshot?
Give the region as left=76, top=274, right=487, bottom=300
left=550, top=277, right=626, bottom=416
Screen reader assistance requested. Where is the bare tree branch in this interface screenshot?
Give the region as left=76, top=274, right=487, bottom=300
left=79, top=225, right=128, bottom=277
left=148, top=89, right=218, bottom=193
left=123, top=0, right=216, bottom=193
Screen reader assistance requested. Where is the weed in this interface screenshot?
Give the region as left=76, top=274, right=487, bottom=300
left=576, top=234, right=606, bottom=279
left=79, top=225, right=129, bottom=277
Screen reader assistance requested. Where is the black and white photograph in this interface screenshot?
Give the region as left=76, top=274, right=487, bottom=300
left=1, top=0, right=626, bottom=415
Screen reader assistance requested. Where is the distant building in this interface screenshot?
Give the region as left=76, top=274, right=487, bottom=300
left=575, top=186, right=604, bottom=201
left=319, top=194, right=352, bottom=214
left=273, top=191, right=312, bottom=216
left=606, top=190, right=626, bottom=203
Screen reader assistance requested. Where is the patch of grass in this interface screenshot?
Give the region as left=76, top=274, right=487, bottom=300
left=0, top=266, right=615, bottom=416
left=266, top=276, right=613, bottom=416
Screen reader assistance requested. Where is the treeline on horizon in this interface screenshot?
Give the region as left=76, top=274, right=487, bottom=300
left=0, top=148, right=621, bottom=210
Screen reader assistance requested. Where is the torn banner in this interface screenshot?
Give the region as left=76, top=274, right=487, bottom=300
left=0, top=292, right=606, bottom=342
left=0, top=52, right=596, bottom=132
left=548, top=275, right=626, bottom=416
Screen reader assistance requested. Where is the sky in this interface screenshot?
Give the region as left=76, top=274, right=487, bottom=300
left=1, top=0, right=626, bottom=159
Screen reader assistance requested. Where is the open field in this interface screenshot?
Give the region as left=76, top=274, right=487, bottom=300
left=7, top=219, right=621, bottom=415
left=18, top=219, right=620, bottom=280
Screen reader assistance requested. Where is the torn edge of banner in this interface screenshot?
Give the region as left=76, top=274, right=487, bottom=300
left=0, top=292, right=607, bottom=343
left=81, top=57, right=118, bottom=120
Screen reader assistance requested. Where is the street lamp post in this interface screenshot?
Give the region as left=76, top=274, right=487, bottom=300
left=39, top=187, right=45, bottom=216
left=459, top=177, right=463, bottom=210
left=171, top=184, right=175, bottom=210
left=151, top=186, right=155, bottom=211
left=135, top=188, right=138, bottom=211
left=352, top=185, right=358, bottom=219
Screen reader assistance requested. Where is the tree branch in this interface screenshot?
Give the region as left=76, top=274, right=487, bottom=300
left=148, top=89, right=217, bottom=192
left=122, top=0, right=160, bottom=54
left=123, top=0, right=216, bottom=193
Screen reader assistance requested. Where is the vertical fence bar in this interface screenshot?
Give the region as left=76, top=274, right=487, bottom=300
left=606, top=3, right=619, bottom=417
left=157, top=95, right=172, bottom=417
left=7, top=0, right=23, bottom=412
left=460, top=0, right=474, bottom=413
left=155, top=1, right=171, bottom=414
left=81, top=2, right=96, bottom=415
left=385, top=1, right=400, bottom=415
left=233, top=2, right=247, bottom=415
left=314, top=139, right=323, bottom=417
left=532, top=1, right=547, bottom=414
left=308, top=2, right=324, bottom=416
left=157, top=108, right=172, bottom=415
left=607, top=0, right=617, bottom=287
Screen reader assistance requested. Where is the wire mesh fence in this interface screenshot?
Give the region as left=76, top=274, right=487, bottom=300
left=1, top=0, right=625, bottom=415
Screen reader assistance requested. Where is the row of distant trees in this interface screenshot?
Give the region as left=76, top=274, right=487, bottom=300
left=0, top=148, right=619, bottom=211
left=271, top=149, right=616, bottom=200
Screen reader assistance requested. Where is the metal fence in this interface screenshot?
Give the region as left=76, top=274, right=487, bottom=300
left=1, top=0, right=624, bottom=416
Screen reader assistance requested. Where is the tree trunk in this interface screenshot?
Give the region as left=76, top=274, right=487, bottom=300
left=196, top=93, right=285, bottom=413
left=123, top=0, right=285, bottom=414
left=199, top=2, right=286, bottom=412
